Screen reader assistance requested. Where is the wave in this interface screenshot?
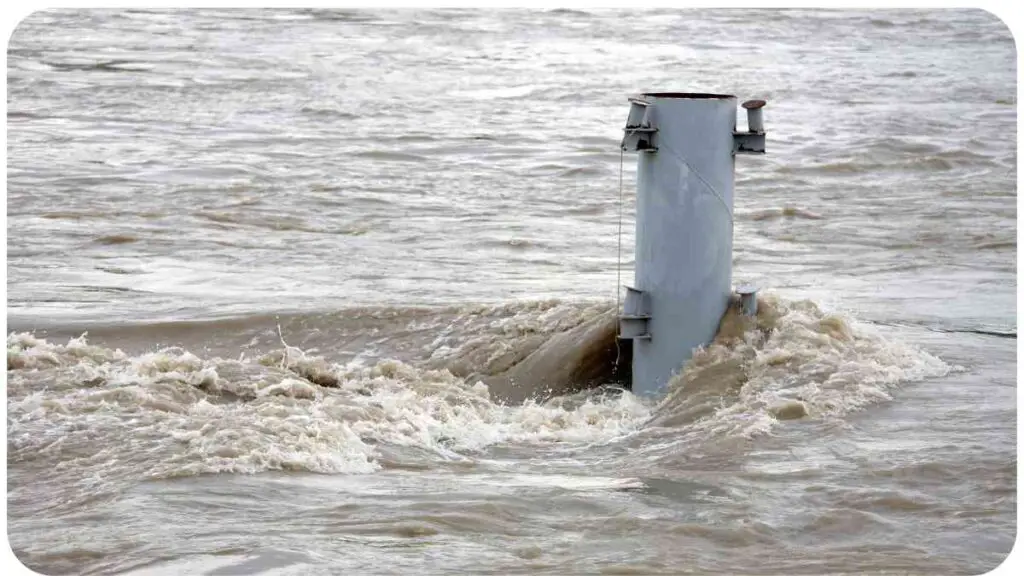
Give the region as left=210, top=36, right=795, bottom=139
left=350, top=150, right=428, bottom=162
left=745, top=206, right=824, bottom=221
left=193, top=210, right=370, bottom=235
left=92, top=234, right=139, bottom=245
left=649, top=294, right=956, bottom=439
left=6, top=295, right=955, bottom=503
left=6, top=320, right=647, bottom=488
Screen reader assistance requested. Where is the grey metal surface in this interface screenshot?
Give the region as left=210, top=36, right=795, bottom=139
left=626, top=93, right=741, bottom=396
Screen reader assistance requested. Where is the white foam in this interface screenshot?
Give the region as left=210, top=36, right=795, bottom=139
left=5, top=295, right=955, bottom=486
left=6, top=329, right=651, bottom=484
left=653, top=295, right=955, bottom=439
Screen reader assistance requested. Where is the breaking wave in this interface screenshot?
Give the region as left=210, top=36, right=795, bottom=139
left=6, top=326, right=647, bottom=488
left=6, top=295, right=955, bottom=507
left=651, top=294, right=956, bottom=440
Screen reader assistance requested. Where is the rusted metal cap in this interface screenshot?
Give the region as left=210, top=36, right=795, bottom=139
left=742, top=99, right=767, bottom=109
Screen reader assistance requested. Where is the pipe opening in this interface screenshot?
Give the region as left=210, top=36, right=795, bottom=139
left=643, top=92, right=735, bottom=99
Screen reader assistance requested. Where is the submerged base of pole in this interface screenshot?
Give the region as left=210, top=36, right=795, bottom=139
left=618, top=286, right=762, bottom=395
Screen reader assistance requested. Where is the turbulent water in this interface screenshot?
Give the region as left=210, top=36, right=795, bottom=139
left=5, top=8, right=1017, bottom=576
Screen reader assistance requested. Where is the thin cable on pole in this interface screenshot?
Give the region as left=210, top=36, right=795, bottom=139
left=614, top=146, right=625, bottom=367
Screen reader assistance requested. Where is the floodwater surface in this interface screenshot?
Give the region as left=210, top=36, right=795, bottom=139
left=5, top=8, right=1017, bottom=575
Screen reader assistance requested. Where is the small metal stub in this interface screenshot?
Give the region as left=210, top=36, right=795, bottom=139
left=736, top=285, right=758, bottom=317
left=734, top=98, right=767, bottom=155
left=742, top=99, right=766, bottom=133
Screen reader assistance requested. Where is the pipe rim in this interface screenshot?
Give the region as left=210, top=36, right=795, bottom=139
left=642, top=92, right=736, bottom=99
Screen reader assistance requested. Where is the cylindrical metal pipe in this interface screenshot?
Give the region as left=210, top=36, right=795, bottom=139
left=738, top=286, right=758, bottom=317
left=631, top=93, right=738, bottom=396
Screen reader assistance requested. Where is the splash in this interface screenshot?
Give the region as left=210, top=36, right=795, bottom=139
left=6, top=294, right=956, bottom=499
left=650, top=294, right=956, bottom=439
left=422, top=299, right=627, bottom=402
left=6, top=328, right=649, bottom=490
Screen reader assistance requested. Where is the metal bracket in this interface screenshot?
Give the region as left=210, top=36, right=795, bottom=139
left=619, top=286, right=652, bottom=340
left=733, top=131, right=765, bottom=155
left=622, top=98, right=658, bottom=153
